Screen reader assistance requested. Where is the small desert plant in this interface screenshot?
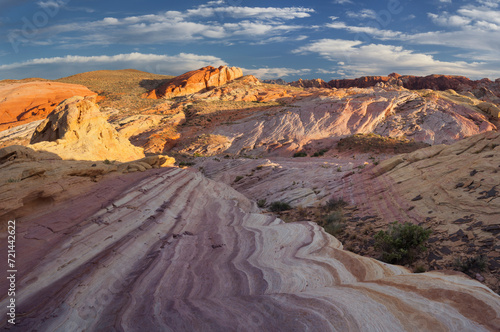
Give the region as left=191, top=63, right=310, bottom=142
left=178, top=161, right=195, bottom=167
left=312, top=149, right=329, bottom=157
left=269, top=201, right=292, bottom=212
left=323, top=211, right=346, bottom=236
left=454, top=255, right=487, bottom=273
left=323, top=198, right=348, bottom=212
left=104, top=159, right=112, bottom=165
left=374, top=221, right=432, bottom=264
left=293, top=151, right=307, bottom=158
left=6, top=178, right=20, bottom=183
left=257, top=199, right=267, bottom=208
left=234, top=175, right=244, bottom=183
left=414, top=265, right=427, bottom=273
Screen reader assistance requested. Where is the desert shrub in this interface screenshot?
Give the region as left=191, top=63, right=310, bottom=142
left=414, top=265, right=426, bottom=273
left=234, top=175, right=244, bottom=183
left=374, top=221, right=432, bottom=264
left=293, top=151, right=307, bottom=158
left=257, top=199, right=267, bottom=208
left=269, top=201, right=292, bottom=212
left=337, top=133, right=430, bottom=154
left=454, top=255, right=487, bottom=273
left=104, top=159, right=112, bottom=165
left=323, top=211, right=346, bottom=236
left=178, top=161, right=195, bottom=167
left=312, top=149, right=329, bottom=157
left=323, top=198, right=348, bottom=212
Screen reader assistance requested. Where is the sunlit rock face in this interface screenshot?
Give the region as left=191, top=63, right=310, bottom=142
left=0, top=81, right=96, bottom=131
left=144, top=65, right=243, bottom=99
left=1, top=167, right=499, bottom=331
left=29, top=96, right=145, bottom=162
left=201, top=88, right=496, bottom=157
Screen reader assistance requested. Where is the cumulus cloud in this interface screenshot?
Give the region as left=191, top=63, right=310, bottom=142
left=0, top=53, right=228, bottom=79
left=7, top=2, right=314, bottom=49
left=186, top=6, right=314, bottom=20
left=326, top=20, right=403, bottom=39
left=346, top=9, right=377, bottom=20
left=293, top=39, right=500, bottom=79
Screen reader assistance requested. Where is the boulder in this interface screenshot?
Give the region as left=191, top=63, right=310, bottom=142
left=0, top=81, right=96, bottom=131
left=144, top=66, right=243, bottom=99
left=30, top=96, right=145, bottom=162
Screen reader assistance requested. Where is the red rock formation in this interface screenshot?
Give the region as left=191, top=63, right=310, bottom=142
left=0, top=81, right=97, bottom=132
left=328, top=74, right=500, bottom=95
left=329, top=75, right=394, bottom=88
left=144, top=66, right=243, bottom=99
left=289, top=78, right=329, bottom=89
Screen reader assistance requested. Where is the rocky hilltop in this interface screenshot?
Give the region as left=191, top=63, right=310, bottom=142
left=144, top=65, right=243, bottom=99
left=329, top=73, right=500, bottom=103
left=1, top=67, right=500, bottom=330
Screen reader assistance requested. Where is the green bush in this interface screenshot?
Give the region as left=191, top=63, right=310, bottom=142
left=269, top=201, right=292, bottom=212
left=323, top=211, right=345, bottom=236
left=374, top=221, right=432, bottom=264
left=454, top=255, right=487, bottom=273
left=257, top=199, right=267, bottom=208
left=312, top=149, right=329, bottom=157
left=234, top=175, right=244, bottom=183
left=293, top=151, right=307, bottom=158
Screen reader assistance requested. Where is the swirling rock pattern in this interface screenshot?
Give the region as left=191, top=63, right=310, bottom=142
left=1, top=167, right=499, bottom=331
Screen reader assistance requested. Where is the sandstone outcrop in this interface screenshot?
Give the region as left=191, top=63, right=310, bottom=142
left=30, top=96, right=145, bottom=162
left=183, top=88, right=496, bottom=157
left=0, top=81, right=96, bottom=131
left=0, top=145, right=173, bottom=224
left=343, top=131, right=500, bottom=291
left=328, top=74, right=500, bottom=102
left=1, top=166, right=499, bottom=330
left=144, top=65, right=243, bottom=99
left=289, top=78, right=329, bottom=89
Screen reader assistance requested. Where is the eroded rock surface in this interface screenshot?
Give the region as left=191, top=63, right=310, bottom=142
left=0, top=167, right=499, bottom=330
left=30, top=96, right=145, bottom=162
left=0, top=145, right=173, bottom=224
left=343, top=131, right=500, bottom=291
left=185, top=88, right=496, bottom=157
left=145, top=65, right=243, bottom=99
left=0, top=81, right=96, bottom=131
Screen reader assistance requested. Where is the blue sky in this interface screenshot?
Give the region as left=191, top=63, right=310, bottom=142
left=0, top=0, right=499, bottom=80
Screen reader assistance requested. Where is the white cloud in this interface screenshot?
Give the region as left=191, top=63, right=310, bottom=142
left=477, top=0, right=499, bottom=7
left=428, top=12, right=472, bottom=26
left=0, top=53, right=228, bottom=79
left=346, top=9, right=377, bottom=19
left=243, top=67, right=311, bottom=79
left=293, top=39, right=500, bottom=79
left=186, top=6, right=314, bottom=20
left=326, top=20, right=403, bottom=39
left=332, top=0, right=353, bottom=4
left=10, top=3, right=314, bottom=48
left=37, top=0, right=65, bottom=9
